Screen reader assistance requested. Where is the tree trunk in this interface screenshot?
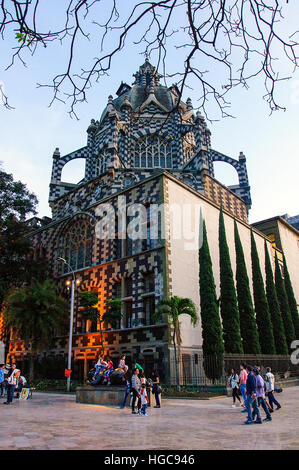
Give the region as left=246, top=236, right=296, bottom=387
left=29, top=353, right=35, bottom=381
left=173, top=329, right=180, bottom=392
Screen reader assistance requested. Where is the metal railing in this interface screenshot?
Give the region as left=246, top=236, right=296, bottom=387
left=168, top=353, right=299, bottom=387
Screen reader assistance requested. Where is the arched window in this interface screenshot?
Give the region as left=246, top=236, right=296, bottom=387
left=182, top=131, right=196, bottom=164
left=133, top=135, right=173, bottom=169
left=96, top=151, right=108, bottom=176
left=58, top=218, right=93, bottom=273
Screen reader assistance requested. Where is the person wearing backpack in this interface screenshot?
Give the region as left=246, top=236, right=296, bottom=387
left=4, top=363, right=20, bottom=405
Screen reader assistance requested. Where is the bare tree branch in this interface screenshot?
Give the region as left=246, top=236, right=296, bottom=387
left=0, top=0, right=297, bottom=118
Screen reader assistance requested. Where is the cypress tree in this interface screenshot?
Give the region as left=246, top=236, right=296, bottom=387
left=219, top=209, right=243, bottom=353
left=234, top=221, right=261, bottom=354
left=264, top=242, right=288, bottom=355
left=275, top=253, right=295, bottom=352
left=251, top=231, right=276, bottom=354
left=282, top=253, right=299, bottom=338
left=199, top=220, right=224, bottom=379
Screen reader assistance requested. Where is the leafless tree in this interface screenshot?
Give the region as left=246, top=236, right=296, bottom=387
left=0, top=0, right=298, bottom=118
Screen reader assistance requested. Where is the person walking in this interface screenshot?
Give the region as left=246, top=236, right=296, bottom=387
left=3, top=363, right=20, bottom=405
left=0, top=364, right=5, bottom=398
left=265, top=367, right=281, bottom=411
left=228, top=368, right=241, bottom=408
left=252, top=367, right=272, bottom=423
left=131, top=367, right=141, bottom=415
left=239, top=363, right=247, bottom=408
left=120, top=371, right=132, bottom=409
left=151, top=370, right=161, bottom=408
left=244, top=365, right=261, bottom=425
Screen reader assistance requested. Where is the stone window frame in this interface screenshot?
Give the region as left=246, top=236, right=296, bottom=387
left=133, top=134, right=173, bottom=169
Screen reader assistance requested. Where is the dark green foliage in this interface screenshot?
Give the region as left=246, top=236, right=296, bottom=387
left=102, top=298, right=123, bottom=328
left=282, top=253, right=299, bottom=338
left=199, top=220, right=224, bottom=379
left=4, top=280, right=68, bottom=379
left=0, top=166, right=43, bottom=307
left=251, top=231, right=276, bottom=354
left=275, top=253, right=296, bottom=352
left=78, top=290, right=99, bottom=322
left=218, top=209, right=243, bottom=353
left=264, top=242, right=288, bottom=355
left=234, top=221, right=261, bottom=353
left=0, top=166, right=38, bottom=221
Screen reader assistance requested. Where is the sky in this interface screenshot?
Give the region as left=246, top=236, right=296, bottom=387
left=0, top=0, right=298, bottom=224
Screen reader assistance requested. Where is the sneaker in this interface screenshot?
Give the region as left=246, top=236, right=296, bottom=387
left=232, top=405, right=236, bottom=408
left=254, top=420, right=262, bottom=424
left=276, top=406, right=281, bottom=410
left=244, top=419, right=253, bottom=425
left=154, top=405, right=161, bottom=408
left=263, top=417, right=272, bottom=422
left=241, top=409, right=248, bottom=413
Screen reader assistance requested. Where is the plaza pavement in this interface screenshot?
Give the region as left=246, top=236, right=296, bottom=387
left=0, top=386, right=298, bottom=450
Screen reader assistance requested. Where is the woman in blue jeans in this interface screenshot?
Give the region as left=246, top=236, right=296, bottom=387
left=151, top=371, right=161, bottom=408
left=239, top=363, right=248, bottom=408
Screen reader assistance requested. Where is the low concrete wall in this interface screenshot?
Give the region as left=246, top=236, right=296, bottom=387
left=76, top=385, right=158, bottom=407
left=76, top=385, right=125, bottom=406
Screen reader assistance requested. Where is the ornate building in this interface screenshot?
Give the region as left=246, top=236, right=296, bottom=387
left=6, top=60, right=297, bottom=382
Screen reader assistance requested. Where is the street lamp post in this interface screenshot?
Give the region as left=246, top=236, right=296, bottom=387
left=57, top=257, right=76, bottom=392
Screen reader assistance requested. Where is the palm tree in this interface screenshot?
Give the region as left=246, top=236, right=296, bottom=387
left=102, top=299, right=123, bottom=329
left=153, top=296, right=198, bottom=390
left=78, top=290, right=104, bottom=354
left=4, top=279, right=68, bottom=380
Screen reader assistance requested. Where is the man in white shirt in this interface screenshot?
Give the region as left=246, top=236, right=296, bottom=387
left=265, top=367, right=281, bottom=411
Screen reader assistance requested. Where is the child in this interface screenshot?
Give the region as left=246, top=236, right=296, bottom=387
left=103, top=359, right=114, bottom=385
left=140, top=383, right=149, bottom=416
left=118, top=355, right=128, bottom=374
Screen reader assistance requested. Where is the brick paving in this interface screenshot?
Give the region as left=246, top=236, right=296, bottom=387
left=0, top=387, right=298, bottom=450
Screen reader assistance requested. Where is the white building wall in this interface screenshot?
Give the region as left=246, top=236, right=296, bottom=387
left=278, top=222, right=299, bottom=306
left=166, top=178, right=273, bottom=351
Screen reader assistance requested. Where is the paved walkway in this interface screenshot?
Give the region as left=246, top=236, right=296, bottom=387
left=0, top=387, right=298, bottom=450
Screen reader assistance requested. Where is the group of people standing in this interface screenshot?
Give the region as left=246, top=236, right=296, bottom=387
left=124, top=364, right=161, bottom=416
left=0, top=363, right=27, bottom=405
left=228, top=364, right=281, bottom=424
left=89, top=354, right=162, bottom=416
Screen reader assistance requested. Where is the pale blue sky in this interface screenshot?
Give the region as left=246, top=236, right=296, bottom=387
left=0, top=1, right=298, bottom=224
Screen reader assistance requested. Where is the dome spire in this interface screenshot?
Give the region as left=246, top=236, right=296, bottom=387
left=133, top=59, right=162, bottom=87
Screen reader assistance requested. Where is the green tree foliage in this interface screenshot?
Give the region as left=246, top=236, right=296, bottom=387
left=218, top=209, right=243, bottom=353
left=0, top=166, right=43, bottom=307
left=153, top=296, right=197, bottom=390
left=282, top=253, right=299, bottom=338
left=199, top=220, right=224, bottom=380
left=234, top=221, right=261, bottom=354
left=78, top=290, right=99, bottom=323
left=275, top=253, right=296, bottom=352
left=264, top=242, right=288, bottom=355
left=251, top=231, right=276, bottom=354
left=102, top=299, right=123, bottom=329
left=4, top=280, right=68, bottom=379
